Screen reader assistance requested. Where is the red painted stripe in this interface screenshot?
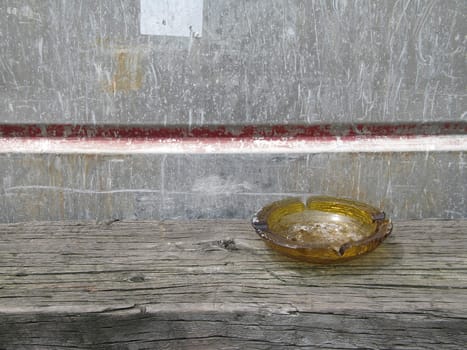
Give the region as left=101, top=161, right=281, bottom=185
left=0, top=122, right=465, bottom=139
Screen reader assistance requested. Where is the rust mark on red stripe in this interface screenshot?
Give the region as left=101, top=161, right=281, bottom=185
left=0, top=122, right=466, bottom=139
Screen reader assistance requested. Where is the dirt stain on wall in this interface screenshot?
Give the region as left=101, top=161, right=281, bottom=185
left=106, top=51, right=143, bottom=93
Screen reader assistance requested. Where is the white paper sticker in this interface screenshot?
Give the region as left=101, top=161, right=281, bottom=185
left=140, top=0, right=204, bottom=37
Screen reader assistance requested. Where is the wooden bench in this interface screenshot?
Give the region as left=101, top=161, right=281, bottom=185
left=1, top=220, right=466, bottom=349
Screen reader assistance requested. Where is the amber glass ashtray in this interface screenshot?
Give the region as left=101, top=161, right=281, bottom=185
left=252, top=196, right=392, bottom=263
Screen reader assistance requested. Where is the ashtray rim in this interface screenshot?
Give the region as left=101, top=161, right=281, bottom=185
left=251, top=196, right=393, bottom=262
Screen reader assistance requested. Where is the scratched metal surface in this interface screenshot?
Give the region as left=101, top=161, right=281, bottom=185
left=1, top=1, right=466, bottom=222
left=0, top=0, right=465, bottom=124
left=1, top=152, right=465, bottom=222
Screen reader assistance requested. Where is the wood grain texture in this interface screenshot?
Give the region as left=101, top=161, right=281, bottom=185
left=0, top=220, right=466, bottom=349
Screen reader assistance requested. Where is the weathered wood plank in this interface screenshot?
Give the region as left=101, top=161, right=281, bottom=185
left=0, top=220, right=466, bottom=349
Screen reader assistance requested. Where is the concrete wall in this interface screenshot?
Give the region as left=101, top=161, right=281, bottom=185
left=1, top=152, right=465, bottom=222
left=1, top=0, right=465, bottom=124
left=0, top=0, right=466, bottom=222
